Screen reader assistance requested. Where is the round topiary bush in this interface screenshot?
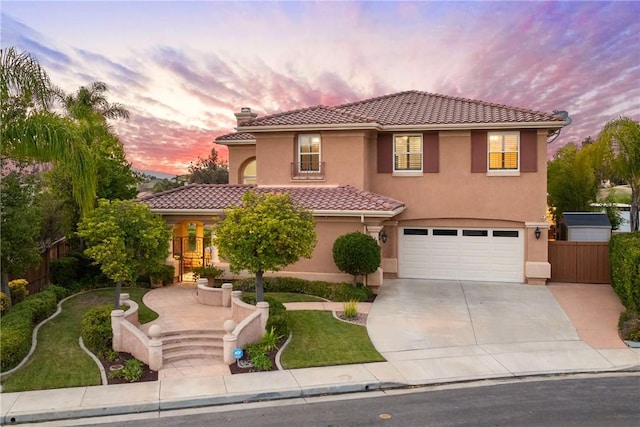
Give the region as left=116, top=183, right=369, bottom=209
left=332, top=232, right=381, bottom=283
left=8, top=279, right=29, bottom=304
left=81, top=305, right=114, bottom=357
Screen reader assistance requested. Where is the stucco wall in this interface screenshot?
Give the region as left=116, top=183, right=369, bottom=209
left=227, top=144, right=256, bottom=185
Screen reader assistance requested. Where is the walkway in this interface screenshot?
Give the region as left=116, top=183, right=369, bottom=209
left=141, top=284, right=233, bottom=379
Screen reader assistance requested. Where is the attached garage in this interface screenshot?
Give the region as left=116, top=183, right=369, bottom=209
left=398, top=227, right=524, bottom=283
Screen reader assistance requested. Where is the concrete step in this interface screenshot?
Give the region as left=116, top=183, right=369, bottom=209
left=163, top=349, right=224, bottom=365
left=161, top=329, right=225, bottom=339
left=160, top=329, right=225, bottom=365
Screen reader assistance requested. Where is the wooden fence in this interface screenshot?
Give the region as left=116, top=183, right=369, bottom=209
left=9, top=239, right=70, bottom=294
left=548, top=241, right=610, bottom=284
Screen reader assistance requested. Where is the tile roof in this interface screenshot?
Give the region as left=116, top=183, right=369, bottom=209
left=239, top=90, right=564, bottom=129
left=215, top=132, right=255, bottom=142
left=139, top=184, right=405, bottom=214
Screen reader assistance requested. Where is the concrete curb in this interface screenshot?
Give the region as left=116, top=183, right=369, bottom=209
left=4, top=369, right=640, bottom=425
left=79, top=337, right=108, bottom=385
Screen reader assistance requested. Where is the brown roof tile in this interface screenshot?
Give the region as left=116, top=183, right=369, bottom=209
left=215, top=132, right=255, bottom=142
left=239, top=90, right=563, bottom=128
left=139, top=184, right=405, bottom=214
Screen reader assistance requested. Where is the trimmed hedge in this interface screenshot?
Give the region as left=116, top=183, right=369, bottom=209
left=609, top=232, right=640, bottom=313
left=242, top=294, right=291, bottom=338
left=235, top=277, right=373, bottom=302
left=0, top=285, right=69, bottom=372
left=80, top=304, right=114, bottom=357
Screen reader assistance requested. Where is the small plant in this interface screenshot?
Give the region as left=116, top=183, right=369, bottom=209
left=109, top=358, right=144, bottom=382
left=105, top=349, right=120, bottom=362
left=8, top=279, right=29, bottom=304
left=260, top=327, right=282, bottom=352
left=193, top=266, right=223, bottom=279
left=250, top=351, right=272, bottom=371
left=343, top=300, right=358, bottom=320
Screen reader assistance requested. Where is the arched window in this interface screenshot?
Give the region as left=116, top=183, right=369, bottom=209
left=242, top=159, right=256, bottom=184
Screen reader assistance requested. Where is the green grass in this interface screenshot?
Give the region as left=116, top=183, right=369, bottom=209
left=280, top=311, right=384, bottom=369
left=1, top=287, right=157, bottom=392
left=264, top=292, right=325, bottom=303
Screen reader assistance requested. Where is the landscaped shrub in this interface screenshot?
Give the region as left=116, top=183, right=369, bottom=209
left=235, top=277, right=372, bottom=302
left=241, top=294, right=291, bottom=338
left=50, top=256, right=80, bottom=288
left=618, top=309, right=640, bottom=341
left=0, top=286, right=68, bottom=371
left=8, top=279, right=29, bottom=304
left=609, top=232, right=640, bottom=313
left=51, top=252, right=111, bottom=291
left=81, top=305, right=113, bottom=357
left=109, top=358, right=144, bottom=382
left=332, top=232, right=381, bottom=283
left=0, top=292, right=9, bottom=315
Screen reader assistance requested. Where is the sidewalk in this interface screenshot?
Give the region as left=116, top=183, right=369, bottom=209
left=2, top=281, right=639, bottom=425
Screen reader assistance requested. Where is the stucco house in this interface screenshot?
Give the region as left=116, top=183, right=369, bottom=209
left=141, top=90, right=569, bottom=289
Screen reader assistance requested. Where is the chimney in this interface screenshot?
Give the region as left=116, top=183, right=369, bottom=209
left=234, top=107, right=257, bottom=127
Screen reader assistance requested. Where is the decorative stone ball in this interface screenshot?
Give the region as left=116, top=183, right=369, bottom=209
left=223, top=319, right=237, bottom=333
left=148, top=324, right=162, bottom=339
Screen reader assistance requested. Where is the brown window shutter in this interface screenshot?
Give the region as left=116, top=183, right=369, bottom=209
left=520, top=130, right=537, bottom=172
left=423, top=132, right=439, bottom=173
left=377, top=133, right=392, bottom=173
left=471, top=131, right=487, bottom=173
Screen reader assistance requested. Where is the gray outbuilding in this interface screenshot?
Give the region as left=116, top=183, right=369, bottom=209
left=559, top=212, right=612, bottom=242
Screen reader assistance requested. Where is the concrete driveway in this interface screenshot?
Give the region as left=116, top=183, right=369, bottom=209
left=367, top=279, right=579, bottom=353
left=366, top=279, right=638, bottom=383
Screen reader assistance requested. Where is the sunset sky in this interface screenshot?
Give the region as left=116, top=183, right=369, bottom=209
left=2, top=1, right=639, bottom=175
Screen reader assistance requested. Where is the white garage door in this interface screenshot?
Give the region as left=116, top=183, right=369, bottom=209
left=398, top=227, right=524, bottom=282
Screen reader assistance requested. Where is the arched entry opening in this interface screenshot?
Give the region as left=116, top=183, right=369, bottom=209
left=172, top=221, right=216, bottom=282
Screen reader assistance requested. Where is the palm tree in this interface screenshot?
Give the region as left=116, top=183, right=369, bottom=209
left=61, top=81, right=129, bottom=122
left=597, top=117, right=640, bottom=231
left=1, top=47, right=96, bottom=214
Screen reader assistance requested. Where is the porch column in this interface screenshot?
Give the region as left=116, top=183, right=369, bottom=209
left=366, top=225, right=384, bottom=245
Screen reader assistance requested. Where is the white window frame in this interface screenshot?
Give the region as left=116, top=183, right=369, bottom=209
left=242, top=158, right=256, bottom=184
left=297, top=134, right=321, bottom=173
left=393, top=133, right=423, bottom=174
left=487, top=131, right=520, bottom=176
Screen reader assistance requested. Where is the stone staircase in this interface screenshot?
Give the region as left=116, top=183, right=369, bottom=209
left=161, top=329, right=225, bottom=365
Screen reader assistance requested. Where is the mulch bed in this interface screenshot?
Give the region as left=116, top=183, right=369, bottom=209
left=101, top=352, right=158, bottom=385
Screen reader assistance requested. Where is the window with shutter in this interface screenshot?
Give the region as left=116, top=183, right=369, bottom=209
left=394, top=134, right=423, bottom=173
left=488, top=131, right=519, bottom=174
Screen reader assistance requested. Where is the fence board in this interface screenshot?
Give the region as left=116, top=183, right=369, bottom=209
left=548, top=241, right=610, bottom=284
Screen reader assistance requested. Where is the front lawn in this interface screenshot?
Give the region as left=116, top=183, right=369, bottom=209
left=280, top=311, right=384, bottom=369
left=1, top=287, right=157, bottom=392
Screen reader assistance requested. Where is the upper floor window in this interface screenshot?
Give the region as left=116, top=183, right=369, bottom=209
left=488, top=132, right=519, bottom=171
left=298, top=134, right=321, bottom=173
left=242, top=159, right=256, bottom=184
left=394, top=134, right=422, bottom=172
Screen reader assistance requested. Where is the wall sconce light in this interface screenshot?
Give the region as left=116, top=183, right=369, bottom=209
left=535, top=226, right=541, bottom=240
left=379, top=230, right=388, bottom=244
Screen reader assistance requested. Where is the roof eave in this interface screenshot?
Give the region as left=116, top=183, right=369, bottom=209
left=216, top=139, right=256, bottom=146
left=150, top=206, right=406, bottom=218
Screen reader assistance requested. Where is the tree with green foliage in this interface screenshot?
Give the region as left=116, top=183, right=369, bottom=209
left=43, top=81, right=137, bottom=237
left=597, top=117, right=640, bottom=232
left=332, top=232, right=381, bottom=285
left=547, top=143, right=598, bottom=225
left=152, top=176, right=187, bottom=193
left=77, top=199, right=171, bottom=308
left=188, top=148, right=229, bottom=184
left=1, top=47, right=96, bottom=214
left=0, top=166, right=43, bottom=308
left=213, top=192, right=317, bottom=302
